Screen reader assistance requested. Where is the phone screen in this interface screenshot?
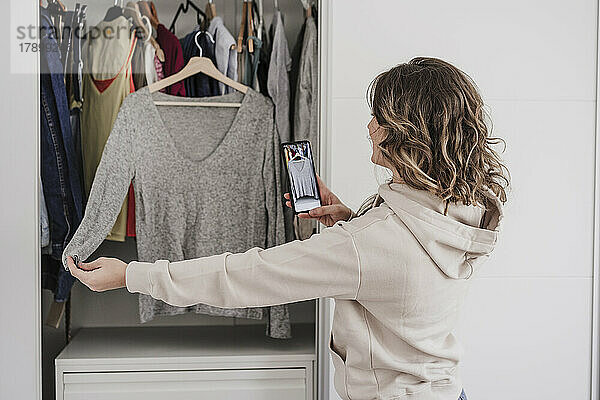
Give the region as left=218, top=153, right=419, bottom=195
left=282, top=141, right=322, bottom=213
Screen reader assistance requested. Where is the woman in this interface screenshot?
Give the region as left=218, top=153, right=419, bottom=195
left=67, top=57, right=509, bottom=400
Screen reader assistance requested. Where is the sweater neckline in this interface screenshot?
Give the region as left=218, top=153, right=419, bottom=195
left=141, top=87, right=253, bottom=164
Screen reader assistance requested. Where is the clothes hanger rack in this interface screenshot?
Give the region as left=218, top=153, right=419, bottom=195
left=149, top=56, right=248, bottom=107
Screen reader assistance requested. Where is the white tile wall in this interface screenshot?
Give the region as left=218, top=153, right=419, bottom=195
left=459, top=277, right=592, bottom=400
left=331, top=0, right=597, bottom=102
left=330, top=99, right=379, bottom=210
left=326, top=0, right=596, bottom=399
left=482, top=100, right=596, bottom=278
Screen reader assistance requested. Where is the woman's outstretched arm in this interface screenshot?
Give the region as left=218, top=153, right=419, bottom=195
left=68, top=221, right=360, bottom=308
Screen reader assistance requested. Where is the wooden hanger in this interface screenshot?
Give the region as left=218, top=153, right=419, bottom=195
left=237, top=1, right=247, bottom=53
left=148, top=57, right=248, bottom=107
left=246, top=0, right=254, bottom=53
left=236, top=1, right=255, bottom=53
left=125, top=3, right=149, bottom=39
left=138, top=1, right=158, bottom=29
left=125, top=2, right=164, bottom=62
left=205, top=0, right=217, bottom=22
left=137, top=1, right=164, bottom=62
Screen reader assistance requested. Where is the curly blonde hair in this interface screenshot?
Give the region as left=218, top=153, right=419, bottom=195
left=368, top=57, right=510, bottom=206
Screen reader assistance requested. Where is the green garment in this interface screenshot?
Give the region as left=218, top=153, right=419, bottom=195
left=81, top=16, right=135, bottom=241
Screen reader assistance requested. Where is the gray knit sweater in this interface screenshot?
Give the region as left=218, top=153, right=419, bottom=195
left=63, top=87, right=290, bottom=338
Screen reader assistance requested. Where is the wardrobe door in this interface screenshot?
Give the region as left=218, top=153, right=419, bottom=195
left=0, top=1, right=41, bottom=400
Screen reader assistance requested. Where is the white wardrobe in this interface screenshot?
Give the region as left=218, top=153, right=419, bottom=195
left=1, top=1, right=599, bottom=400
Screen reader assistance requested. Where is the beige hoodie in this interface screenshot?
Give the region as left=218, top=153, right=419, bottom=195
left=126, top=182, right=503, bottom=400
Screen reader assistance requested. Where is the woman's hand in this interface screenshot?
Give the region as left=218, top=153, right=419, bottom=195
left=284, top=175, right=353, bottom=227
left=67, top=256, right=127, bottom=292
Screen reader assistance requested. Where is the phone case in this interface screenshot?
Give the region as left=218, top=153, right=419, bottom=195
left=280, top=140, right=322, bottom=215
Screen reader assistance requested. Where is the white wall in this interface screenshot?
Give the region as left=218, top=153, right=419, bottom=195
left=326, top=0, right=596, bottom=399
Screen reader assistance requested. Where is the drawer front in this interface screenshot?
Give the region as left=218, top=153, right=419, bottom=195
left=63, top=368, right=306, bottom=400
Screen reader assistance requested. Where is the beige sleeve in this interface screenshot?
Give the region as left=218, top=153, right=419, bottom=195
left=126, top=223, right=360, bottom=308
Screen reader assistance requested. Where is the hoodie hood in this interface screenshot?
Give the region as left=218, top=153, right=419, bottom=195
left=378, top=183, right=503, bottom=279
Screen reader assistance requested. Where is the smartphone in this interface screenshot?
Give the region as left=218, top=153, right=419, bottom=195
left=281, top=140, right=322, bottom=214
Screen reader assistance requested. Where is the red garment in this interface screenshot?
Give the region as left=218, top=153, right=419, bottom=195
left=154, top=54, right=166, bottom=93
left=126, top=183, right=136, bottom=237
left=92, top=37, right=137, bottom=93
left=156, top=24, right=186, bottom=96
left=155, top=54, right=164, bottom=80
left=93, top=75, right=118, bottom=93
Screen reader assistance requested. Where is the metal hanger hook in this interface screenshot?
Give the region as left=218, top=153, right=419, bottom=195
left=194, top=31, right=203, bottom=57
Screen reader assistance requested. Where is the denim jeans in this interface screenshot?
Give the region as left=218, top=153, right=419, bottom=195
left=40, top=7, right=84, bottom=302
left=459, top=389, right=468, bottom=400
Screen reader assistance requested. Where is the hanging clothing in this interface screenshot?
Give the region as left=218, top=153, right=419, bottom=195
left=154, top=53, right=165, bottom=83
left=63, top=88, right=290, bottom=339
left=40, top=180, right=50, bottom=249
left=207, top=17, right=238, bottom=94
left=237, top=38, right=262, bottom=89
left=40, top=7, right=83, bottom=302
left=131, top=30, right=147, bottom=90
left=81, top=16, right=136, bottom=242
left=144, top=42, right=159, bottom=85
left=156, top=24, right=186, bottom=96
left=293, top=16, right=318, bottom=160
left=267, top=10, right=292, bottom=144
left=249, top=36, right=263, bottom=89
left=180, top=29, right=220, bottom=97
left=264, top=11, right=294, bottom=242
left=64, top=5, right=85, bottom=204
left=257, top=13, right=271, bottom=97
left=293, top=16, right=319, bottom=240
left=237, top=47, right=247, bottom=85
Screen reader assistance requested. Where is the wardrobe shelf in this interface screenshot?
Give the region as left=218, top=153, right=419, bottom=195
left=56, top=323, right=316, bottom=369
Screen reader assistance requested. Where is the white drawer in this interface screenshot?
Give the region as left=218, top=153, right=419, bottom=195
left=62, top=368, right=306, bottom=400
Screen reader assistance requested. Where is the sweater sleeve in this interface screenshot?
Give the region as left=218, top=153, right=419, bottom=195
left=264, top=120, right=286, bottom=248
left=126, top=222, right=360, bottom=308
left=62, top=95, right=136, bottom=270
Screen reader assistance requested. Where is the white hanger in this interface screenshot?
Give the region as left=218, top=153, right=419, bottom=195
left=141, top=15, right=152, bottom=42
left=149, top=57, right=248, bottom=108
left=194, top=30, right=215, bottom=55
